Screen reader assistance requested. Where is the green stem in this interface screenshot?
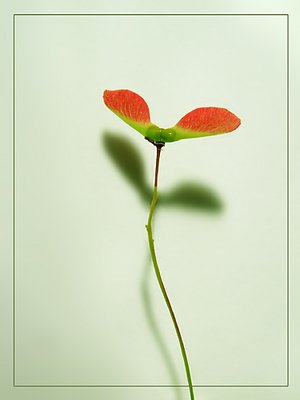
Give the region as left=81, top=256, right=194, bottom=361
left=146, top=144, right=195, bottom=400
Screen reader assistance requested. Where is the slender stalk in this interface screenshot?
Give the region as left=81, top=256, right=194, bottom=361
left=146, top=144, right=195, bottom=400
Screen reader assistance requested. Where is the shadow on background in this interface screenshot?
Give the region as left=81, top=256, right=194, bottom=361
left=102, top=131, right=223, bottom=212
left=101, top=131, right=224, bottom=396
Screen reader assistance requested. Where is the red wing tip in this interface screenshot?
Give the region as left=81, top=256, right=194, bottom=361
left=103, top=89, right=133, bottom=96
left=235, top=117, right=242, bottom=128
left=103, top=89, right=125, bottom=103
left=176, top=107, right=241, bottom=134
left=103, top=89, right=151, bottom=124
left=103, top=89, right=110, bottom=105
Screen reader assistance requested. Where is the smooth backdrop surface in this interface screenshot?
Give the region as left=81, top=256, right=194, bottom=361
left=2, top=1, right=299, bottom=400
left=14, top=14, right=287, bottom=386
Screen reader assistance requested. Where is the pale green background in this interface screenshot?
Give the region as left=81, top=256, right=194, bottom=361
left=14, top=13, right=287, bottom=386
left=1, top=1, right=300, bottom=400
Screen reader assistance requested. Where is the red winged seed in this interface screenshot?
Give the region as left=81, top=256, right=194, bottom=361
left=176, top=107, right=241, bottom=134
left=103, top=89, right=151, bottom=124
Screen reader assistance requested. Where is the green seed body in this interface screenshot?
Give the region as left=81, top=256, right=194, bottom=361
left=161, top=129, right=177, bottom=142
left=146, top=125, right=177, bottom=143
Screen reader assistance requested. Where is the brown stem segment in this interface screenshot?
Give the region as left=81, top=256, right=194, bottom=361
left=154, top=143, right=164, bottom=187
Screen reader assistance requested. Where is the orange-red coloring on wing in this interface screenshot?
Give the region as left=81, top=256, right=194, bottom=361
left=176, top=107, right=241, bottom=134
left=103, top=89, right=151, bottom=124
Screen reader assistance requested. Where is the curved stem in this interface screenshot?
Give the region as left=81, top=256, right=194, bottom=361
left=141, top=257, right=183, bottom=400
left=146, top=144, right=195, bottom=400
